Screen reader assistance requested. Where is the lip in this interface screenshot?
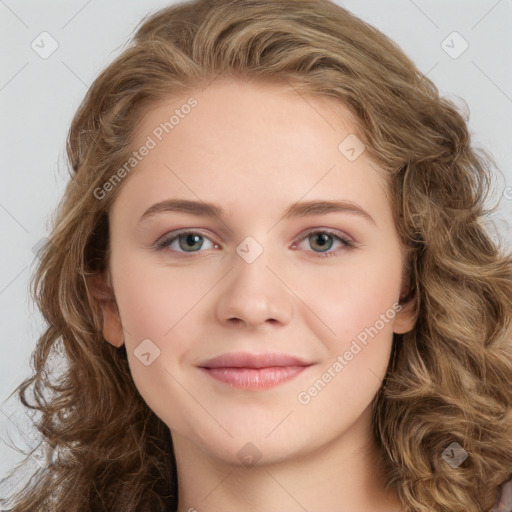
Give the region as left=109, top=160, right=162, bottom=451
left=200, top=352, right=312, bottom=369
left=198, top=352, right=314, bottom=390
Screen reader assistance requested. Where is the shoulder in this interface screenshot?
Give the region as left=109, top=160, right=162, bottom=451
left=493, top=476, right=512, bottom=512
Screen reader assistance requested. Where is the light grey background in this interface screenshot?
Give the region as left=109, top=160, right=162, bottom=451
left=1, top=0, right=511, bottom=477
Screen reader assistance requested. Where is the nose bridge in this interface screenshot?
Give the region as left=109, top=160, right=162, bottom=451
left=231, top=234, right=277, bottom=296
left=215, top=234, right=294, bottom=327
left=234, top=232, right=287, bottom=286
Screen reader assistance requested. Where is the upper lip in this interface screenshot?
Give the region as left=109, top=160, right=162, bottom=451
left=199, top=352, right=313, bottom=369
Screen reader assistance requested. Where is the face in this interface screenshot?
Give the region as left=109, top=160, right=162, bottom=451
left=98, top=77, right=415, bottom=466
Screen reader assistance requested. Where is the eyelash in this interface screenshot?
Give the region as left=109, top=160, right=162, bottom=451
left=154, top=228, right=357, bottom=258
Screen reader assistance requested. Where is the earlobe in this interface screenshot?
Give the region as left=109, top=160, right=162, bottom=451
left=393, top=289, right=417, bottom=334
left=101, top=301, right=125, bottom=347
left=393, top=298, right=417, bottom=334
left=87, top=271, right=125, bottom=348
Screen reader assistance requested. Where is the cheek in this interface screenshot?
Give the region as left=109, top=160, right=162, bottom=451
left=112, top=248, right=211, bottom=341
left=110, top=253, right=216, bottom=415
left=114, top=275, right=190, bottom=428
left=290, top=252, right=400, bottom=414
left=294, top=251, right=402, bottom=350
left=296, top=275, right=398, bottom=423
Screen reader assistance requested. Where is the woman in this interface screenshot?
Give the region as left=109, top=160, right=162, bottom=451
left=1, top=0, right=511, bottom=510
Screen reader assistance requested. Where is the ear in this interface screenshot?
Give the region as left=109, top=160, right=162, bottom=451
left=393, top=287, right=417, bottom=335
left=87, top=270, right=124, bottom=348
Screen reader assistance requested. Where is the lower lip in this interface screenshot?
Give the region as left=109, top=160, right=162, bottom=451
left=199, top=366, right=308, bottom=390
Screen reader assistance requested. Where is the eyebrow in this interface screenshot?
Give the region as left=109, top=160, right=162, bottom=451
left=138, top=198, right=376, bottom=226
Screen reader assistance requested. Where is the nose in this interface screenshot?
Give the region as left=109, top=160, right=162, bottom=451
left=215, top=243, right=294, bottom=329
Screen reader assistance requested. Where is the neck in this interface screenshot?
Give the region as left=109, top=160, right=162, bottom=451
left=172, top=406, right=403, bottom=512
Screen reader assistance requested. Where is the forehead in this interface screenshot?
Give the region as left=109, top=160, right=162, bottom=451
left=114, top=78, right=391, bottom=224
left=134, top=77, right=363, bottom=150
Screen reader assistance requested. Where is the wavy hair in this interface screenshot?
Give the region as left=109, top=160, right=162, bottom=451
left=2, top=0, right=511, bottom=510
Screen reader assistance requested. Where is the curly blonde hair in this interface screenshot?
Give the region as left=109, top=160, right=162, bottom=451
left=2, top=1, right=511, bottom=511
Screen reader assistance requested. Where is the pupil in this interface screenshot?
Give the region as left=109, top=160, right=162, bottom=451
left=312, top=233, right=332, bottom=251
left=181, top=234, right=202, bottom=251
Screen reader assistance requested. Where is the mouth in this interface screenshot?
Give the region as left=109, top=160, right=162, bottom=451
left=198, top=352, right=314, bottom=390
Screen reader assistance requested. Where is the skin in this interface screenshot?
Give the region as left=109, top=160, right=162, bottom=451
left=95, top=77, right=415, bottom=512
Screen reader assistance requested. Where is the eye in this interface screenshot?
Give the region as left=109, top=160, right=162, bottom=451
left=291, top=229, right=356, bottom=258
left=154, top=230, right=218, bottom=255
left=154, top=228, right=356, bottom=258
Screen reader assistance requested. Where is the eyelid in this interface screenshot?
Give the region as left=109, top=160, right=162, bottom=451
left=293, top=227, right=355, bottom=245
left=154, top=228, right=219, bottom=251
left=290, top=228, right=357, bottom=257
